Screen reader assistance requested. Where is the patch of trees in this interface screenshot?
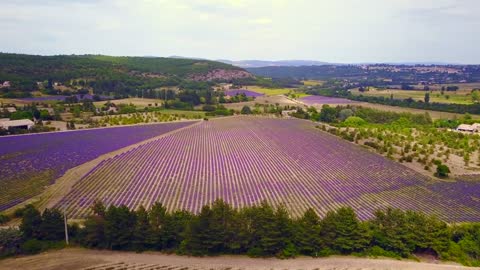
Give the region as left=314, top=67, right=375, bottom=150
left=0, top=53, right=243, bottom=97
left=2, top=202, right=479, bottom=266
left=294, top=105, right=433, bottom=126
left=247, top=65, right=478, bottom=86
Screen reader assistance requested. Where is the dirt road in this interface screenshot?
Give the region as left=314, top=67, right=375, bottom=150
left=0, top=248, right=477, bottom=270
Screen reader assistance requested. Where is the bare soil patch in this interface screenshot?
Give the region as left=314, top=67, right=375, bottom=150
left=0, top=248, right=476, bottom=270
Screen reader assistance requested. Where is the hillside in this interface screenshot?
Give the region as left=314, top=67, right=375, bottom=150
left=247, top=65, right=480, bottom=84
left=219, top=59, right=331, bottom=68
left=0, top=53, right=253, bottom=98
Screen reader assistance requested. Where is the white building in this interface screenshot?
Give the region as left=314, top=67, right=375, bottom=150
left=0, top=119, right=34, bottom=130
left=456, top=123, right=480, bottom=133
left=5, top=107, right=17, bottom=113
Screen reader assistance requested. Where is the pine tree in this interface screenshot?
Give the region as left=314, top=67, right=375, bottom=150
left=371, top=208, right=410, bottom=256
left=19, top=205, right=42, bottom=240
left=105, top=205, right=136, bottom=250
left=295, top=208, right=322, bottom=256
left=321, top=207, right=370, bottom=254
left=133, top=206, right=154, bottom=251
left=209, top=199, right=235, bottom=253
left=39, top=208, right=64, bottom=241
left=184, top=205, right=215, bottom=255
left=149, top=202, right=168, bottom=250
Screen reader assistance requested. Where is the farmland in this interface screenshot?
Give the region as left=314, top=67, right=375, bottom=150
left=299, top=95, right=358, bottom=105
left=0, top=248, right=476, bottom=270
left=224, top=89, right=264, bottom=97
left=51, top=116, right=480, bottom=221
left=350, top=88, right=477, bottom=105
left=0, top=121, right=196, bottom=211
left=244, top=85, right=294, bottom=96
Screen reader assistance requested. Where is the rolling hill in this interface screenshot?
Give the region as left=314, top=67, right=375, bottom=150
left=0, top=53, right=253, bottom=98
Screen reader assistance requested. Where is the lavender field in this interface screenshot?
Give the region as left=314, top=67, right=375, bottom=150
left=0, top=122, right=196, bottom=211
left=300, top=95, right=357, bottom=105
left=56, top=117, right=480, bottom=221
left=224, top=89, right=264, bottom=97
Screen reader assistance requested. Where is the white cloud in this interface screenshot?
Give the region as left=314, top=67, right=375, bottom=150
left=0, top=0, right=479, bottom=63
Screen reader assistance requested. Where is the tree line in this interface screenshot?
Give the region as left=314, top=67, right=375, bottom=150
left=1, top=201, right=479, bottom=266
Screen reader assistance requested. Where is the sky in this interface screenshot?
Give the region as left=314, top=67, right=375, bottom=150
left=1, top=0, right=479, bottom=63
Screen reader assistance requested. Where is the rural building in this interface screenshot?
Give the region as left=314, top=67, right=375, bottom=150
left=5, top=107, right=17, bottom=113
left=0, top=119, right=34, bottom=130
left=282, top=109, right=297, bottom=118
left=456, top=123, right=480, bottom=133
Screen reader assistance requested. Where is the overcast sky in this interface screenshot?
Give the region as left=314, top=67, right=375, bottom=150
left=1, top=0, right=479, bottom=63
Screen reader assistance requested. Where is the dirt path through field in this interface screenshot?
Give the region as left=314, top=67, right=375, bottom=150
left=0, top=248, right=477, bottom=270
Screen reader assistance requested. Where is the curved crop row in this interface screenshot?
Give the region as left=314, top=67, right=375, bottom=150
left=0, top=121, right=196, bottom=210
left=56, top=117, right=480, bottom=221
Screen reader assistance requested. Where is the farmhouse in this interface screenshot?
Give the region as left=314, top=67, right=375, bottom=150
left=456, top=123, right=480, bottom=133
left=0, top=119, right=34, bottom=130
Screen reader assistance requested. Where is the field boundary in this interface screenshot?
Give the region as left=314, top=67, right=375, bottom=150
left=0, top=247, right=476, bottom=270
left=0, top=119, right=200, bottom=139
left=3, top=120, right=203, bottom=216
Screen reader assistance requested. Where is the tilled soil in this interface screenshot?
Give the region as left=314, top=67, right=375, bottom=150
left=0, top=248, right=478, bottom=270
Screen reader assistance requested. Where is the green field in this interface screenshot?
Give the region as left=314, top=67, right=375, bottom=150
left=351, top=88, right=475, bottom=105
left=246, top=86, right=295, bottom=96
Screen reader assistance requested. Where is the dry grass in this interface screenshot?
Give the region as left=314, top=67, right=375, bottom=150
left=223, top=95, right=299, bottom=110
left=302, top=80, right=325, bottom=86
left=93, top=98, right=165, bottom=109
left=244, top=85, right=294, bottom=96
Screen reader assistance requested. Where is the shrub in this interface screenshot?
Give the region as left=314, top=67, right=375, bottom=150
left=21, top=239, right=43, bottom=255
left=0, top=214, right=10, bottom=225
left=366, top=246, right=402, bottom=259
left=436, top=164, right=451, bottom=178
left=247, top=247, right=263, bottom=257
left=343, top=116, right=367, bottom=127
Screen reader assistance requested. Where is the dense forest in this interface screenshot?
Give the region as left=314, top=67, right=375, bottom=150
left=1, top=201, right=479, bottom=266
left=0, top=53, right=253, bottom=98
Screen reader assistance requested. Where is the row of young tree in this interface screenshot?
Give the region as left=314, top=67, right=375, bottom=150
left=306, top=87, right=480, bottom=115
left=5, top=201, right=479, bottom=266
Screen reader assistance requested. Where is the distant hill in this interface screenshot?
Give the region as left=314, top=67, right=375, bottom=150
left=246, top=64, right=480, bottom=85
left=218, top=59, right=331, bottom=68
left=0, top=53, right=253, bottom=97
left=246, top=65, right=362, bottom=79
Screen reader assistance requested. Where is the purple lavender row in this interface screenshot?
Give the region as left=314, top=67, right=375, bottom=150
left=0, top=121, right=197, bottom=211
left=55, top=117, right=480, bottom=221
left=224, top=89, right=264, bottom=97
